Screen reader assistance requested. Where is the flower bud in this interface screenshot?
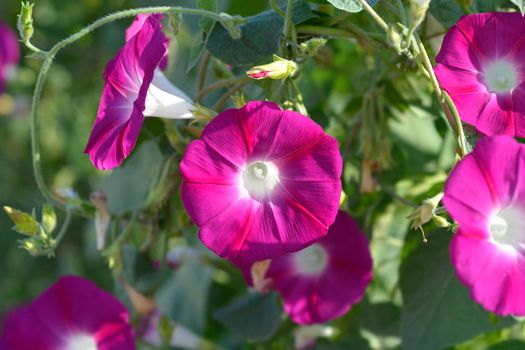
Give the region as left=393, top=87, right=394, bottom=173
left=123, top=281, right=156, bottom=315
left=17, top=2, right=34, bottom=43
left=4, top=206, right=39, bottom=236
left=387, top=27, right=403, bottom=53
left=433, top=215, right=450, bottom=228
left=90, top=190, right=110, bottom=251
left=298, top=37, right=327, bottom=57
left=246, top=55, right=298, bottom=81
left=410, top=0, right=431, bottom=28
left=408, top=192, right=444, bottom=230
left=251, top=259, right=273, bottom=293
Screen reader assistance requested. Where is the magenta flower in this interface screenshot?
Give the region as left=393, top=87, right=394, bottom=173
left=85, top=14, right=193, bottom=170
left=125, top=14, right=168, bottom=71
left=0, top=275, right=135, bottom=349
left=242, top=211, right=372, bottom=324
left=180, top=101, right=342, bottom=265
left=0, top=21, right=20, bottom=94
left=435, top=12, right=525, bottom=137
left=443, top=136, right=525, bottom=316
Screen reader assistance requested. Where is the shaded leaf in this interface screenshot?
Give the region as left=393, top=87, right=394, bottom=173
left=326, top=0, right=378, bottom=13
left=214, top=292, right=281, bottom=341
left=400, top=229, right=514, bottom=350
left=156, top=261, right=213, bottom=333
left=206, top=1, right=316, bottom=66
left=357, top=300, right=400, bottom=336
left=489, top=340, right=525, bottom=350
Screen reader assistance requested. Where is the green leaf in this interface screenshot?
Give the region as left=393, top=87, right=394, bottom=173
left=156, top=261, right=213, bottom=333
left=206, top=1, right=316, bottom=66
left=511, top=0, right=525, bottom=15
left=400, top=229, right=514, bottom=350
left=326, top=0, right=378, bottom=13
left=489, top=340, right=525, bottom=350
left=41, top=203, right=56, bottom=234
left=214, top=292, right=281, bottom=341
left=357, top=300, right=400, bottom=336
left=3, top=206, right=39, bottom=236
left=99, top=141, right=163, bottom=214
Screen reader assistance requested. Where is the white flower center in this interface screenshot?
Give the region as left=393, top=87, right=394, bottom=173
left=294, top=244, right=328, bottom=276
left=484, top=60, right=519, bottom=93
left=65, top=334, right=97, bottom=350
left=242, top=161, right=279, bottom=200
left=489, top=206, right=525, bottom=251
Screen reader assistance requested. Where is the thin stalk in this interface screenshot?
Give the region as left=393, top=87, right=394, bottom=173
left=196, top=51, right=211, bottom=101
left=355, top=0, right=389, bottom=31
left=54, top=209, right=72, bottom=245
left=283, top=0, right=295, bottom=42
left=195, top=76, right=250, bottom=101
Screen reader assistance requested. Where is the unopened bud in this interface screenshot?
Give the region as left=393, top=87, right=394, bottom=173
left=123, top=281, right=156, bottom=315
left=433, top=215, right=450, bottom=228
left=251, top=259, right=273, bottom=293
left=4, top=206, right=39, bottom=236
left=247, top=55, right=298, bottom=81
left=387, top=27, right=403, bottom=53
left=90, top=190, right=110, bottom=251
left=17, top=2, right=34, bottom=43
left=408, top=192, right=444, bottom=230
left=410, top=0, right=431, bottom=28
left=298, top=37, right=327, bottom=57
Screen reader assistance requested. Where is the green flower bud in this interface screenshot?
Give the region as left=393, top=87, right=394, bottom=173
left=246, top=55, right=298, bottom=81
left=299, top=37, right=327, bottom=57
left=408, top=192, right=444, bottom=230
left=17, top=2, right=35, bottom=43
left=410, top=0, right=431, bottom=28
left=433, top=215, right=450, bottom=228
left=4, top=206, right=39, bottom=236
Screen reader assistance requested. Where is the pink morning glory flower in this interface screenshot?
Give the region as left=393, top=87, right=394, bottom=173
left=125, top=14, right=168, bottom=71
left=435, top=12, right=525, bottom=137
left=443, top=136, right=525, bottom=316
left=0, top=21, right=20, bottom=94
left=180, top=101, right=342, bottom=266
left=85, top=14, right=193, bottom=170
left=241, top=211, right=372, bottom=324
left=0, top=275, right=135, bottom=349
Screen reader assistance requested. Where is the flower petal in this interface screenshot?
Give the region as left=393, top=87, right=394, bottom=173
left=476, top=94, right=515, bottom=136
left=451, top=233, right=525, bottom=316
left=85, top=15, right=167, bottom=170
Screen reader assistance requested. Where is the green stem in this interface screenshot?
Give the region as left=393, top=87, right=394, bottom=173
left=415, top=35, right=467, bottom=157
left=282, top=0, right=295, bottom=54
left=270, top=0, right=286, bottom=17
left=26, top=6, right=240, bottom=218
left=355, top=0, right=389, bottom=32
left=54, top=209, right=72, bottom=245
left=443, top=91, right=468, bottom=157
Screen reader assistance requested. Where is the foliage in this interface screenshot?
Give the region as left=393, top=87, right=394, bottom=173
left=1, top=0, right=525, bottom=349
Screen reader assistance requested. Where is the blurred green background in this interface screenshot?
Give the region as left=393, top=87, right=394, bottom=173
left=2, top=0, right=525, bottom=349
